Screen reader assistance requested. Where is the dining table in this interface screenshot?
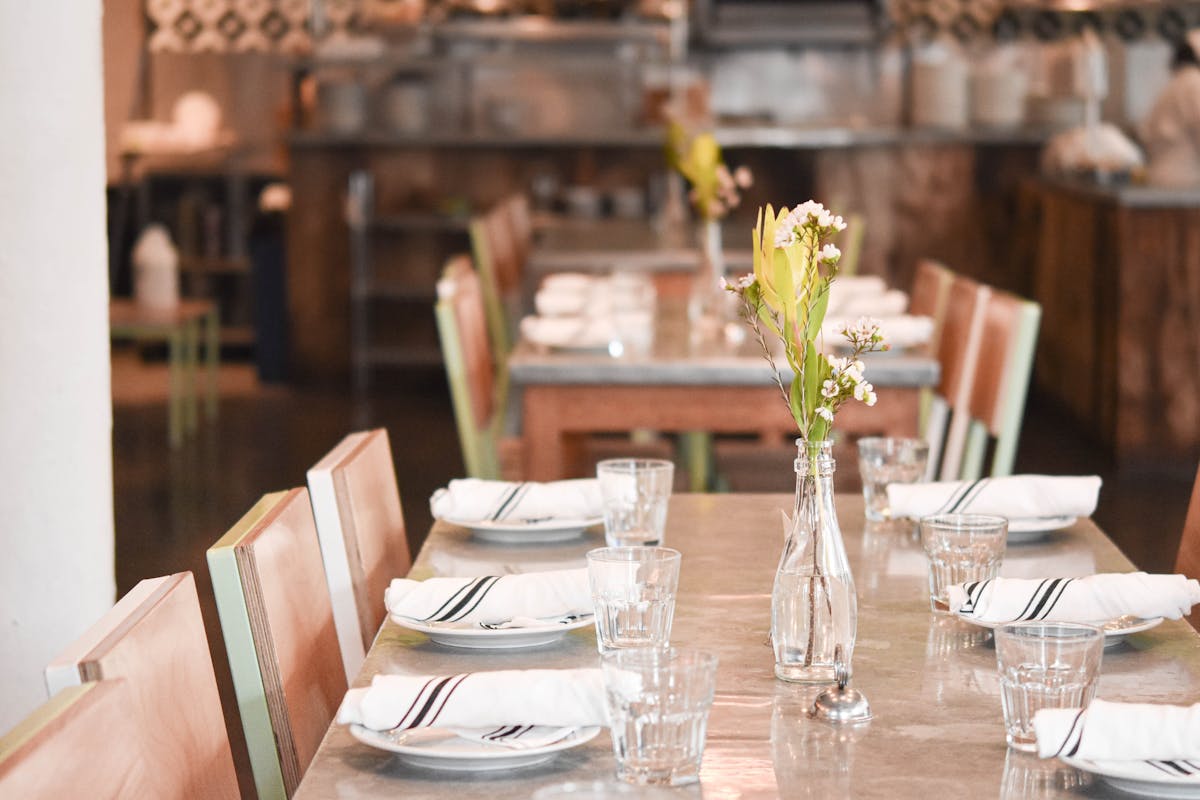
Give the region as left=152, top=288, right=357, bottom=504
left=507, top=299, right=940, bottom=483
left=296, top=492, right=1200, bottom=799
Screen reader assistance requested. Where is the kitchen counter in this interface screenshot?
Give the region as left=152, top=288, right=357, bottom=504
left=289, top=124, right=1054, bottom=151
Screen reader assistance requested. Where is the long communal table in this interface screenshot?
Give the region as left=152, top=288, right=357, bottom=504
left=296, top=493, right=1200, bottom=799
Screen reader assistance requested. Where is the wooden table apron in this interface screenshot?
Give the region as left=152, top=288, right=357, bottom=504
left=295, top=493, right=1200, bottom=800
left=521, top=383, right=920, bottom=481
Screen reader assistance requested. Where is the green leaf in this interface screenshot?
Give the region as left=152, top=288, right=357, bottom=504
left=805, top=282, right=831, bottom=341
left=788, top=374, right=805, bottom=429
left=772, top=248, right=793, bottom=319
left=803, top=341, right=820, bottom=423
left=810, top=417, right=830, bottom=441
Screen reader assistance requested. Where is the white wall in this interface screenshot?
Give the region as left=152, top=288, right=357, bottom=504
left=0, top=2, right=115, bottom=730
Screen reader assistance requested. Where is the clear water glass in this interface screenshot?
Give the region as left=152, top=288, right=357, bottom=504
left=601, top=648, right=718, bottom=787
left=586, top=547, right=680, bottom=653
left=856, top=437, right=930, bottom=521
left=919, top=514, right=1008, bottom=611
left=995, top=622, right=1104, bottom=752
left=596, top=459, right=674, bottom=547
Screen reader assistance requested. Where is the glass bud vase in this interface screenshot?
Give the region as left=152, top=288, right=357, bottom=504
left=772, top=439, right=858, bottom=683
left=687, top=218, right=725, bottom=335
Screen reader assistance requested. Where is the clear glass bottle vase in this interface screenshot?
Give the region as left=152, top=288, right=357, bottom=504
left=772, top=439, right=858, bottom=683
left=688, top=219, right=725, bottom=333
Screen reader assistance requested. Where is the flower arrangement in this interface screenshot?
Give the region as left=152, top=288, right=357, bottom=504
left=665, top=121, right=752, bottom=221
left=723, top=201, right=886, bottom=441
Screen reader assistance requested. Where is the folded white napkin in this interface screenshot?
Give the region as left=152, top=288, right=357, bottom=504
left=535, top=289, right=591, bottom=317
left=541, top=273, right=596, bottom=293
left=831, top=289, right=910, bottom=318
left=888, top=475, right=1102, bottom=521
left=520, top=315, right=615, bottom=349
left=822, top=314, right=934, bottom=349
left=948, top=573, right=1200, bottom=623
left=1035, top=699, right=1200, bottom=761
left=431, top=478, right=603, bottom=523
left=386, top=568, right=592, bottom=625
left=337, top=668, right=607, bottom=732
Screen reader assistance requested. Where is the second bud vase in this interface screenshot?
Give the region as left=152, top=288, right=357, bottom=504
left=772, top=439, right=857, bottom=683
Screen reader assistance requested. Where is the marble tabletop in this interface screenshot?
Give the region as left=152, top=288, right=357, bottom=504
left=507, top=300, right=939, bottom=389
left=295, top=493, right=1200, bottom=799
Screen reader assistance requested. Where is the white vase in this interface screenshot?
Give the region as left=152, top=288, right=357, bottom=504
left=131, top=224, right=179, bottom=311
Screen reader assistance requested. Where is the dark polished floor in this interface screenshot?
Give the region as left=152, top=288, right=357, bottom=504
left=111, top=355, right=1195, bottom=797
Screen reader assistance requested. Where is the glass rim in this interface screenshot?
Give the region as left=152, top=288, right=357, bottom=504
left=600, top=646, right=718, bottom=671
left=856, top=436, right=930, bottom=451
left=919, top=513, right=1009, bottom=532
left=586, top=545, right=681, bottom=563
left=995, top=620, right=1105, bottom=640
left=596, top=458, right=675, bottom=473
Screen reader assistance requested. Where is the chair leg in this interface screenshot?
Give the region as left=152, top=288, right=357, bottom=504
left=167, top=329, right=183, bottom=449
left=681, top=431, right=713, bottom=493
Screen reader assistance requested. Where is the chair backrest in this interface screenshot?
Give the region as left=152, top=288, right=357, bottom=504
left=910, top=258, right=955, bottom=354
left=0, top=681, right=152, bottom=797
left=503, top=192, right=533, bottom=267
left=960, top=289, right=1042, bottom=480
left=436, top=255, right=504, bottom=478
left=1176, top=464, right=1200, bottom=630
left=924, top=275, right=991, bottom=481
left=470, top=202, right=523, bottom=355
left=208, top=489, right=347, bottom=799
left=308, top=428, right=413, bottom=680
left=43, top=572, right=239, bottom=800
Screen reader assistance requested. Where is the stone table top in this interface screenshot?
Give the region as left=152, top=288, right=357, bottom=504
left=296, top=493, right=1200, bottom=799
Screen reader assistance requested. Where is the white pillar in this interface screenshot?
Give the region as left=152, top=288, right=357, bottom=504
left=0, top=2, right=115, bottom=730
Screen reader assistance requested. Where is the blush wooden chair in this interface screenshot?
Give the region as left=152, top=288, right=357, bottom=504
left=470, top=202, right=524, bottom=356
left=43, top=572, right=239, bottom=800
left=208, top=488, right=347, bottom=799
left=923, top=275, right=991, bottom=481
left=1176, top=464, right=1200, bottom=630
left=958, top=289, right=1042, bottom=480
left=307, top=428, right=413, bottom=681
left=0, top=680, right=152, bottom=798
left=503, top=192, right=533, bottom=268
left=909, top=259, right=956, bottom=357
left=436, top=254, right=514, bottom=479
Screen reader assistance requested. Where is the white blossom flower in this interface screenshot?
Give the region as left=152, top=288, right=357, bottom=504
left=843, top=363, right=864, bottom=385
left=821, top=379, right=839, bottom=399
left=826, top=354, right=849, bottom=375
left=816, top=406, right=834, bottom=422
left=774, top=225, right=798, bottom=248
left=733, top=166, right=753, bottom=188
left=819, top=243, right=841, bottom=263
left=722, top=273, right=756, bottom=292
left=854, top=381, right=877, bottom=406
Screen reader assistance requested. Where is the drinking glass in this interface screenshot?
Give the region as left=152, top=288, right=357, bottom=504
left=856, top=437, right=930, bottom=521
left=994, top=622, right=1104, bottom=752
left=596, top=459, right=674, bottom=547
left=586, top=547, right=680, bottom=653
left=601, top=647, right=718, bottom=786
left=920, top=514, right=1008, bottom=611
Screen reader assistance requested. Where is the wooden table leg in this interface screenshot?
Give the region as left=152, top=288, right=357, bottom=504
left=183, top=319, right=199, bottom=434
left=205, top=306, right=219, bottom=420
left=167, top=328, right=183, bottom=449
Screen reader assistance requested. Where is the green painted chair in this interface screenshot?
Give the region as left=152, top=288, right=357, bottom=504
left=208, top=489, right=347, bottom=799
left=957, top=290, right=1042, bottom=480
left=435, top=255, right=511, bottom=479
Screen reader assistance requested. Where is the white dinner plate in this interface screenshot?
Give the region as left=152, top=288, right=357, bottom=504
left=1060, top=756, right=1200, bottom=798
left=953, top=613, right=1164, bottom=647
left=1005, top=516, right=1078, bottom=543
left=349, top=724, right=601, bottom=772
left=392, top=614, right=594, bottom=649
left=439, top=515, right=603, bottom=544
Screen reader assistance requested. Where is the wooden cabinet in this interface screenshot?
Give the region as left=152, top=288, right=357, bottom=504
left=1032, top=177, right=1200, bottom=468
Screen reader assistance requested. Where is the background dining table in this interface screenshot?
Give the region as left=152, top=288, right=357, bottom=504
left=296, top=493, right=1200, bottom=799
left=507, top=301, right=940, bottom=482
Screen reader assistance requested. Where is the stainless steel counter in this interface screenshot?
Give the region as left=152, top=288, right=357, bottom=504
left=295, top=493, right=1200, bottom=799
left=289, top=125, right=1052, bottom=151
